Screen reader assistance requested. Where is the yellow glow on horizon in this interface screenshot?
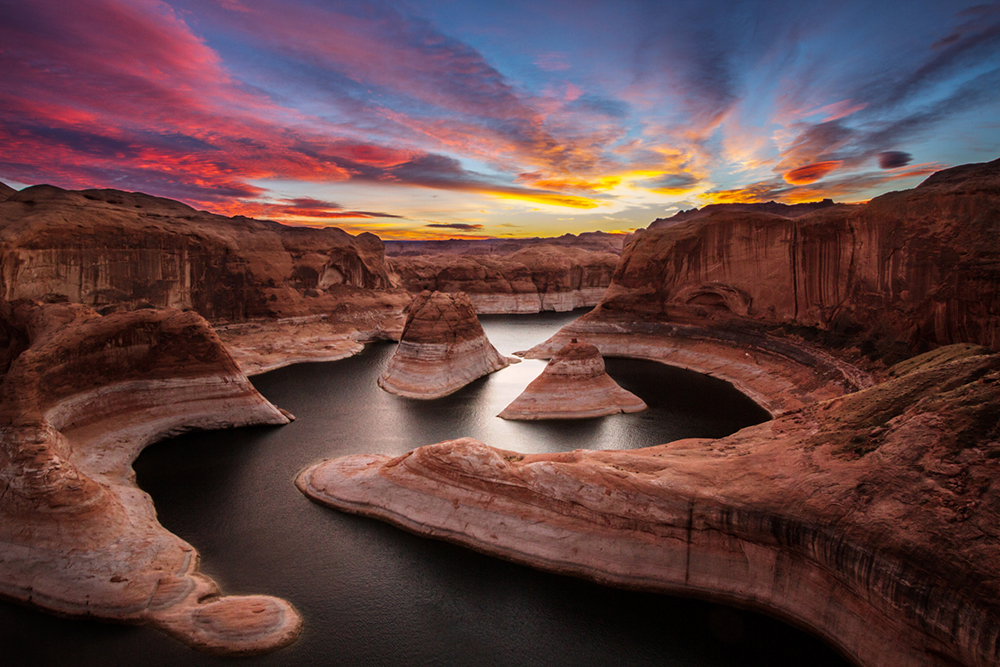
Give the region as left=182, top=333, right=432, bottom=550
left=487, top=190, right=600, bottom=209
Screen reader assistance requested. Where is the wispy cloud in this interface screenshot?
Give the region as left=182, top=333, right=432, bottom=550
left=426, top=222, right=485, bottom=230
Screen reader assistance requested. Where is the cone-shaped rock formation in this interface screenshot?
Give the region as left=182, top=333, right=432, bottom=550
left=499, top=341, right=645, bottom=419
left=378, top=291, right=510, bottom=399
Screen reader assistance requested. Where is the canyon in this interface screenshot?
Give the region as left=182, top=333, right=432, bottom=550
left=2, top=157, right=1000, bottom=665
left=299, top=158, right=1000, bottom=667
left=388, top=245, right=620, bottom=314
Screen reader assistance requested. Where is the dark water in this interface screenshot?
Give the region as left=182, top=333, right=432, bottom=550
left=0, top=311, right=851, bottom=667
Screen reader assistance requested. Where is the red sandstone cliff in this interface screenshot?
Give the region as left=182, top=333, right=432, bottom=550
left=596, top=158, right=1000, bottom=352
left=383, top=231, right=625, bottom=256
left=0, top=185, right=392, bottom=322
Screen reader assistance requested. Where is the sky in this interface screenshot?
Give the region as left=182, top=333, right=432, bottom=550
left=2, top=0, right=999, bottom=240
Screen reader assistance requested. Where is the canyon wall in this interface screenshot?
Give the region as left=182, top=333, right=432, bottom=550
left=0, top=185, right=392, bottom=322
left=389, top=245, right=619, bottom=313
left=384, top=231, right=625, bottom=256
left=601, top=158, right=1000, bottom=352
left=0, top=298, right=301, bottom=654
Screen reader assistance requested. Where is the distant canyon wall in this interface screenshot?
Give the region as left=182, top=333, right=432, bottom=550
left=389, top=245, right=619, bottom=314
left=0, top=186, right=391, bottom=322
left=600, top=158, right=1000, bottom=351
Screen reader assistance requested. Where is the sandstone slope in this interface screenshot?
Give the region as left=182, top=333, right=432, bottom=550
left=378, top=291, right=511, bottom=399
left=389, top=245, right=619, bottom=314
left=299, top=345, right=1000, bottom=667
left=0, top=299, right=301, bottom=654
left=498, top=341, right=646, bottom=420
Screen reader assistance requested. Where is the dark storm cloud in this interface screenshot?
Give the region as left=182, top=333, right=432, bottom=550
left=878, top=151, right=913, bottom=169
left=426, top=223, right=485, bottom=231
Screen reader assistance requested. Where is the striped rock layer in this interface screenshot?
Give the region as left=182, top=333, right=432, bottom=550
left=499, top=341, right=645, bottom=420
left=378, top=291, right=510, bottom=399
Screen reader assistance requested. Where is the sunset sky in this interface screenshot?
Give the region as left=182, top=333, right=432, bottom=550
left=2, top=0, right=999, bottom=239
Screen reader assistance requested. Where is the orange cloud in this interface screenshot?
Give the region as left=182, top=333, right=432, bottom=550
left=783, top=161, right=842, bottom=184
left=703, top=164, right=942, bottom=205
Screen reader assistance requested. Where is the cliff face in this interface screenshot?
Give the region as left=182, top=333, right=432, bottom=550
left=0, top=186, right=392, bottom=322
left=0, top=299, right=301, bottom=654
left=300, top=345, right=1000, bottom=667
left=601, top=158, right=1000, bottom=351
left=378, top=291, right=510, bottom=399
left=389, top=245, right=619, bottom=313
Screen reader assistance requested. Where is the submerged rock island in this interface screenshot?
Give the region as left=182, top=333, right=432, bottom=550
left=378, top=290, right=512, bottom=399
left=498, top=340, right=645, bottom=420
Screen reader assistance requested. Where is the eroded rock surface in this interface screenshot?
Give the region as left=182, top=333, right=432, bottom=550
left=378, top=291, right=511, bottom=399
left=388, top=245, right=619, bottom=314
left=0, top=184, right=393, bottom=321
left=0, top=299, right=301, bottom=654
left=605, top=158, right=1000, bottom=351
left=300, top=345, right=1000, bottom=667
left=499, top=341, right=645, bottom=420
left=0, top=183, right=411, bottom=373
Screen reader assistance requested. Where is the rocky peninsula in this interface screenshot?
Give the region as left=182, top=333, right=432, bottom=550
left=498, top=341, right=645, bottom=420
left=299, top=344, right=1000, bottom=667
left=378, top=290, right=512, bottom=399
left=0, top=299, right=301, bottom=654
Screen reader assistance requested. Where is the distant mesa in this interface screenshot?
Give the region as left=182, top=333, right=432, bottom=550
left=378, top=290, right=511, bottom=399
left=388, top=244, right=619, bottom=314
left=499, top=340, right=646, bottom=420
left=648, top=199, right=839, bottom=228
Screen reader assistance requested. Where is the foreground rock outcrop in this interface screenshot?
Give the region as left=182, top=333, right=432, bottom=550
left=498, top=341, right=645, bottom=420
left=378, top=291, right=511, bottom=399
left=300, top=345, right=1000, bottom=667
left=389, top=245, right=619, bottom=313
left=0, top=299, right=301, bottom=654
